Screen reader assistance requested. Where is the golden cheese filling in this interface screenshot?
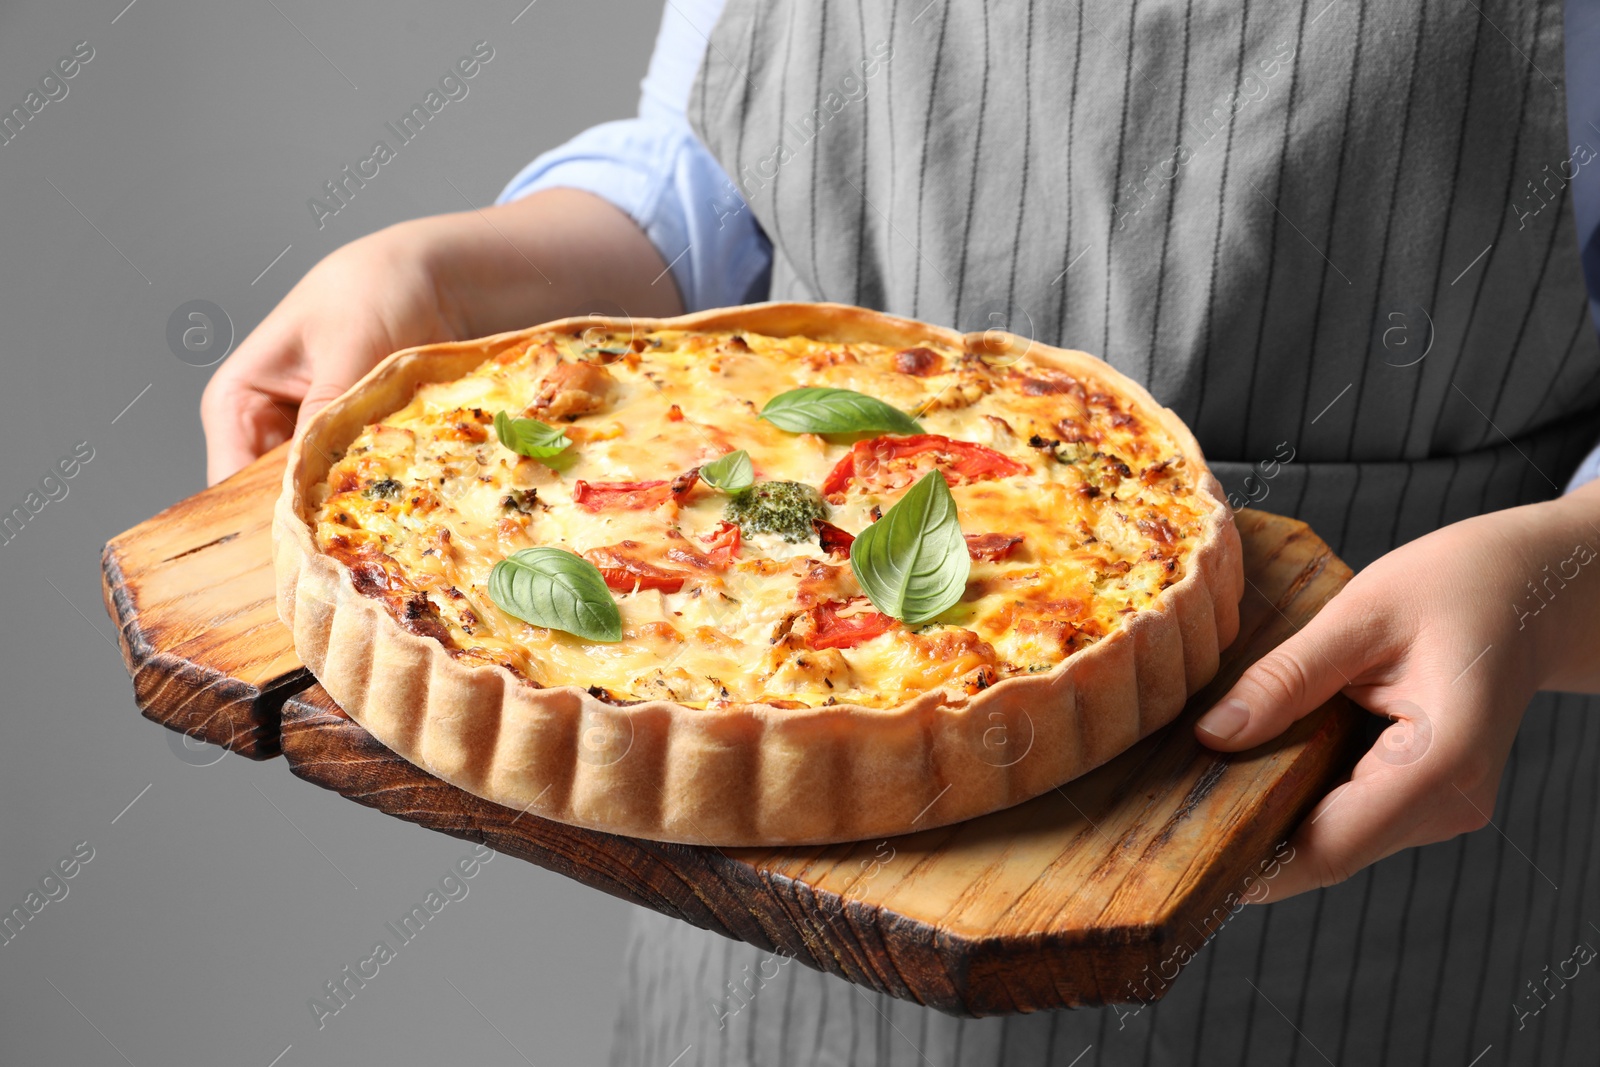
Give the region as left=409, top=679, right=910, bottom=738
left=311, top=328, right=1213, bottom=709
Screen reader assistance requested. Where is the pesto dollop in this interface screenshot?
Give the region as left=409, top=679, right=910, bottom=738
left=723, top=480, right=828, bottom=542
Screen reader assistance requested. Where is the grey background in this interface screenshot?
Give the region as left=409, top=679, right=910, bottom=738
left=0, top=1, right=661, bottom=1064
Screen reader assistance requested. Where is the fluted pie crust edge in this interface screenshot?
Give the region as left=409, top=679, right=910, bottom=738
left=273, top=303, right=1243, bottom=846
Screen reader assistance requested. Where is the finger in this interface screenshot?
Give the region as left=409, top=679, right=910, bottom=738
left=1195, top=597, right=1370, bottom=751
left=291, top=324, right=399, bottom=433
left=202, top=380, right=296, bottom=485
left=293, top=374, right=358, bottom=433
left=200, top=319, right=309, bottom=484
left=1249, top=777, right=1398, bottom=902
left=1248, top=740, right=1489, bottom=902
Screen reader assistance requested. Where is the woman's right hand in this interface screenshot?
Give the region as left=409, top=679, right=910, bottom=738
left=200, top=221, right=462, bottom=484
left=200, top=189, right=685, bottom=485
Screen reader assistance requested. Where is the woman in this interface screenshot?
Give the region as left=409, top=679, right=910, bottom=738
left=204, top=1, right=1600, bottom=1062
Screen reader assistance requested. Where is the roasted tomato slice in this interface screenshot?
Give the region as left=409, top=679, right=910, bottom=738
left=809, top=597, right=897, bottom=650
left=663, top=525, right=742, bottom=573
left=572, top=479, right=679, bottom=511
left=572, top=479, right=669, bottom=511
left=583, top=543, right=689, bottom=593
left=670, top=467, right=702, bottom=498
left=821, top=434, right=1028, bottom=496
left=964, top=533, right=1024, bottom=562
left=813, top=519, right=856, bottom=559
left=699, top=521, right=742, bottom=566
left=572, top=471, right=700, bottom=511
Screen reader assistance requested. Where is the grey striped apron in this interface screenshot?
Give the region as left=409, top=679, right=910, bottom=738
left=611, top=1, right=1600, bottom=1064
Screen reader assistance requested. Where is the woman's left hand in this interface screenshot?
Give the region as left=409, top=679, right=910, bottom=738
left=1194, top=485, right=1600, bottom=901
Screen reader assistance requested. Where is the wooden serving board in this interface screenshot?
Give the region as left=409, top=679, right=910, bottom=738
left=101, top=444, right=1362, bottom=1015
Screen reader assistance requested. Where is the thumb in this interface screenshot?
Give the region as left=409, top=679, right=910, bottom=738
left=202, top=375, right=299, bottom=486
left=291, top=326, right=396, bottom=434
left=1195, top=598, right=1367, bottom=751
left=293, top=374, right=355, bottom=435
left=286, top=372, right=367, bottom=476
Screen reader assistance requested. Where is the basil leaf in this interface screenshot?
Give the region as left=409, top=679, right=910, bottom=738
left=494, top=410, right=571, bottom=460
left=488, top=547, right=622, bottom=642
left=849, top=470, right=969, bottom=624
left=699, top=450, right=754, bottom=493
left=759, top=387, right=921, bottom=435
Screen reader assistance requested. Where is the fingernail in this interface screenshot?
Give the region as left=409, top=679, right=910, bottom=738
left=1198, top=698, right=1250, bottom=741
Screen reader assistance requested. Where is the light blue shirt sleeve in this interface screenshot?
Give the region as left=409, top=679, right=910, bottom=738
left=495, top=0, right=770, bottom=311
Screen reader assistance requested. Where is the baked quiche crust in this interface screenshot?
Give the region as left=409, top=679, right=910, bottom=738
left=274, top=303, right=1242, bottom=845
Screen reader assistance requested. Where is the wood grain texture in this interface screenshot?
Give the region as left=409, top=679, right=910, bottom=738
left=102, top=449, right=1363, bottom=1015
left=100, top=444, right=310, bottom=759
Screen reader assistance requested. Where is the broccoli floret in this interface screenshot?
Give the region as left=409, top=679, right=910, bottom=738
left=362, top=477, right=402, bottom=500
left=724, top=480, right=828, bottom=542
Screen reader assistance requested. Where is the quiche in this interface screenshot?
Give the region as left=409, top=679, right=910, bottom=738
left=274, top=304, right=1241, bottom=845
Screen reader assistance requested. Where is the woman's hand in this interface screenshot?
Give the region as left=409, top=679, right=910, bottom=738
left=1196, top=486, right=1600, bottom=901
left=200, top=189, right=682, bottom=484
left=200, top=222, right=456, bottom=483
